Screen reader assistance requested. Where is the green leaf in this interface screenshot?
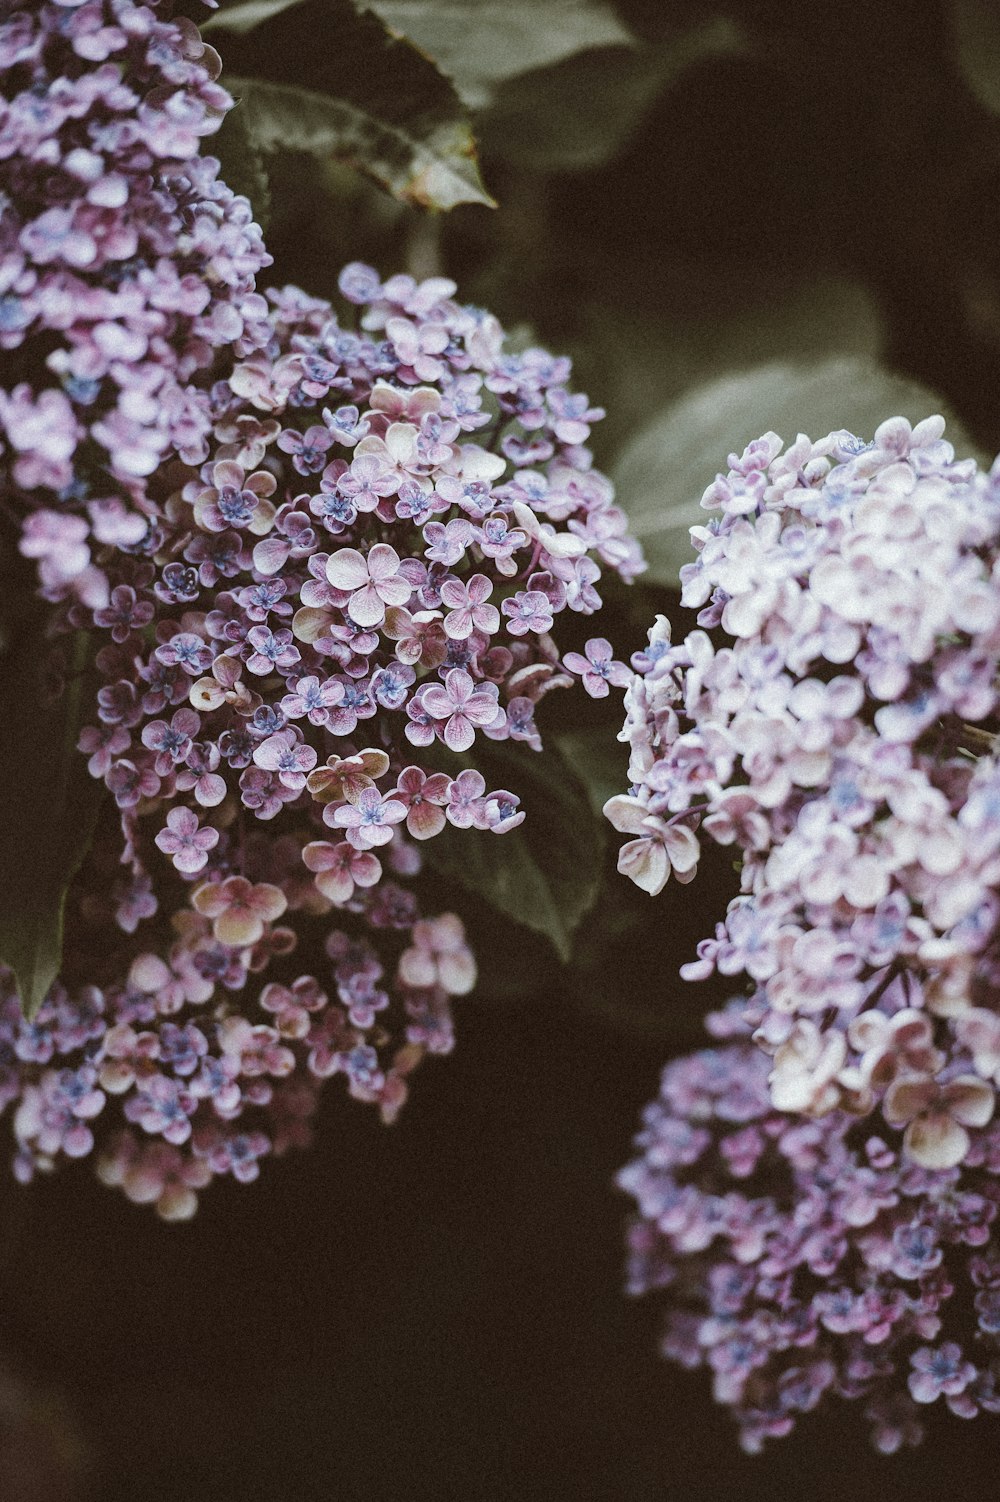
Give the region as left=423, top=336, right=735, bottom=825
left=423, top=740, right=603, bottom=963
left=362, top=0, right=633, bottom=108
left=575, top=272, right=885, bottom=459
left=225, top=76, right=494, bottom=210
left=478, top=22, right=741, bottom=173
left=208, top=0, right=495, bottom=211
left=212, top=101, right=272, bottom=230
left=953, top=0, right=1000, bottom=113
left=203, top=0, right=306, bottom=34
left=0, top=634, right=103, bottom=1019
left=555, top=729, right=629, bottom=818
left=613, top=354, right=986, bottom=589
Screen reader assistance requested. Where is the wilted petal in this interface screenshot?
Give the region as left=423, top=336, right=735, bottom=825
left=617, top=836, right=670, bottom=895
left=904, top=1113, right=969, bottom=1171
left=884, top=1075, right=936, bottom=1126
left=406, top=799, right=446, bottom=839
left=943, top=1076, right=995, bottom=1128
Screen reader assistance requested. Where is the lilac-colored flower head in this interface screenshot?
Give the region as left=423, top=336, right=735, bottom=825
left=76, top=261, right=643, bottom=935
left=1, top=0, right=271, bottom=607
left=0, top=843, right=476, bottom=1216
left=2, top=5, right=643, bottom=1212
left=609, top=417, right=1000, bottom=1169
left=620, top=1041, right=1000, bottom=1452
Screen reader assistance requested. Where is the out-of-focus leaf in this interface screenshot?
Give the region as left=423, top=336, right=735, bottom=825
left=212, top=102, right=272, bottom=229
left=0, top=634, right=102, bottom=1020
left=210, top=0, right=495, bottom=210
left=204, top=0, right=305, bottom=34
left=555, top=729, right=629, bottom=817
left=364, top=0, right=633, bottom=108
left=613, top=355, right=985, bottom=589
left=226, top=77, right=494, bottom=209
left=423, top=740, right=603, bottom=963
left=479, top=21, right=740, bottom=172
left=953, top=0, right=1000, bottom=113
left=577, top=273, right=885, bottom=458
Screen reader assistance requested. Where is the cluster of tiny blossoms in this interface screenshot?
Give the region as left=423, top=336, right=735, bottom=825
left=608, top=416, right=1000, bottom=1171
left=0, top=856, right=473, bottom=1219
left=77, top=263, right=643, bottom=921
left=620, top=1040, right=1000, bottom=1452
left=1, top=0, right=271, bottom=608
left=0, top=3, right=643, bottom=1211
left=12, top=259, right=641, bottom=1209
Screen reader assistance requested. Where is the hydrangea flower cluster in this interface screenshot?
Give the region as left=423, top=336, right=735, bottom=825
left=77, top=263, right=643, bottom=926
left=607, top=416, right=1000, bottom=1170
left=0, top=869, right=472, bottom=1218
left=1, top=0, right=271, bottom=608
left=620, top=1040, right=1000, bottom=1452
left=0, top=5, right=643, bottom=1215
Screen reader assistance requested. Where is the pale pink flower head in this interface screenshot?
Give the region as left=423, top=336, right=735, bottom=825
left=325, top=542, right=411, bottom=627
left=421, top=669, right=501, bottom=753
left=192, top=877, right=288, bottom=947
left=301, top=840, right=381, bottom=904
left=192, top=459, right=277, bottom=535
left=884, top=1073, right=994, bottom=1169
left=439, top=573, right=499, bottom=640
left=331, top=786, right=407, bottom=849
left=562, top=637, right=631, bottom=699
left=307, top=748, right=390, bottom=806
left=398, top=914, right=476, bottom=995
left=382, top=605, right=448, bottom=667
left=154, top=806, right=219, bottom=875
left=769, top=1020, right=847, bottom=1115
left=394, top=766, right=451, bottom=839
left=604, top=796, right=699, bottom=893
left=846, top=1009, right=945, bottom=1091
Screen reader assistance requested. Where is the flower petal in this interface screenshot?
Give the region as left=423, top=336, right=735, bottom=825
left=326, top=547, right=371, bottom=591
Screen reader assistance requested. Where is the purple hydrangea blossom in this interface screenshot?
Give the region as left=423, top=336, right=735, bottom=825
left=0, top=863, right=475, bottom=1217
left=3, top=24, right=644, bottom=1218
left=2, top=0, right=271, bottom=607
left=562, top=637, right=631, bottom=698
left=620, top=1042, right=1000, bottom=1453
left=609, top=418, right=1000, bottom=1170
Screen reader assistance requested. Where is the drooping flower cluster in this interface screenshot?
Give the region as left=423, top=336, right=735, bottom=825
left=78, top=263, right=644, bottom=926
left=1, top=0, right=271, bottom=608
left=620, top=1040, right=1000, bottom=1452
left=0, top=854, right=473, bottom=1217
left=608, top=416, right=1000, bottom=1170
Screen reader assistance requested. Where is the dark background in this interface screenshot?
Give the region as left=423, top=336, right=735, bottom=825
left=0, top=981, right=992, bottom=1501
left=3, top=0, right=1000, bottom=1495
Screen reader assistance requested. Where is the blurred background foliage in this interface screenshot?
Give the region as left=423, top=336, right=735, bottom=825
left=4, top=2, right=1000, bottom=1497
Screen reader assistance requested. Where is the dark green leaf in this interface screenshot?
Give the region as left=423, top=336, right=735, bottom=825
left=208, top=0, right=495, bottom=210
left=225, top=76, right=494, bottom=210
left=613, top=355, right=986, bottom=589
left=212, top=102, right=272, bottom=230
left=0, top=634, right=103, bottom=1019
left=423, top=740, right=603, bottom=963
left=363, top=0, right=632, bottom=108
left=555, top=729, right=629, bottom=818
left=576, top=272, right=885, bottom=459
left=479, top=22, right=741, bottom=173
